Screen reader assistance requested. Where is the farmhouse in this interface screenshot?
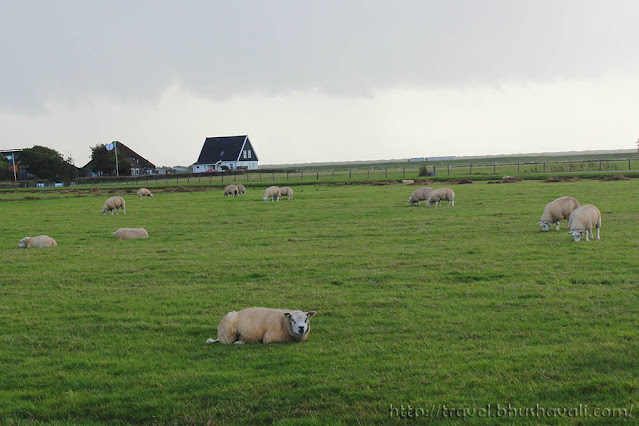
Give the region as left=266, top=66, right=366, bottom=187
left=192, top=135, right=259, bottom=172
left=82, top=142, right=156, bottom=176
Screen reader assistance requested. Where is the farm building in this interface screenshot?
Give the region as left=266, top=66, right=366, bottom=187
left=192, top=135, right=259, bottom=172
left=82, top=142, right=156, bottom=176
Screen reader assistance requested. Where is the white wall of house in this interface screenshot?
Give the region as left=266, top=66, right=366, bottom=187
left=193, top=161, right=258, bottom=172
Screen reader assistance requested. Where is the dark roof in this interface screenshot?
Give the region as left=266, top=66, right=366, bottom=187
left=116, top=142, right=156, bottom=169
left=194, top=135, right=258, bottom=164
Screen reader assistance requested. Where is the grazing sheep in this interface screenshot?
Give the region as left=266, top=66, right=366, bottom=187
left=263, top=186, right=281, bottom=202
left=408, top=187, right=433, bottom=206
left=402, top=179, right=415, bottom=185
left=237, top=184, right=246, bottom=196
left=113, top=228, right=149, bottom=240
left=224, top=184, right=239, bottom=198
left=280, top=186, right=294, bottom=199
left=18, top=235, right=57, bottom=248
left=538, top=196, right=580, bottom=231
left=567, top=204, right=601, bottom=242
left=426, top=187, right=455, bottom=206
left=206, top=307, right=317, bottom=344
left=102, top=196, right=126, bottom=215
left=136, top=188, right=153, bottom=199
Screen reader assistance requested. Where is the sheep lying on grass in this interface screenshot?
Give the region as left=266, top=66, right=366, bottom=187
left=18, top=235, right=57, bottom=248
left=224, top=185, right=239, bottom=198
left=263, top=186, right=281, bottom=202
left=408, top=187, right=433, bottom=206
left=113, top=228, right=149, bottom=240
left=280, top=186, right=294, bottom=199
left=402, top=179, right=415, bottom=184
left=137, top=188, right=153, bottom=199
left=237, top=184, right=246, bottom=196
left=102, top=196, right=126, bottom=215
left=426, top=188, right=455, bottom=206
left=567, top=205, right=601, bottom=242
left=206, top=307, right=316, bottom=344
left=539, top=196, right=580, bottom=231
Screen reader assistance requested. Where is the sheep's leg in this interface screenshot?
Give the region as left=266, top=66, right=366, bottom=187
left=555, top=221, right=560, bottom=230
left=585, top=231, right=589, bottom=242
left=233, top=340, right=245, bottom=345
left=111, top=210, right=114, bottom=215
left=206, top=338, right=219, bottom=344
left=451, top=200, right=454, bottom=206
left=122, top=208, right=126, bottom=215
left=597, top=227, right=600, bottom=239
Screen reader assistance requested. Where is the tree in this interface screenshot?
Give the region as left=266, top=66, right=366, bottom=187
left=0, top=156, right=12, bottom=180
left=19, top=146, right=77, bottom=180
left=90, top=144, right=132, bottom=176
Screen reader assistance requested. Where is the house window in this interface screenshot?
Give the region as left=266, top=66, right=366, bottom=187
left=243, top=150, right=247, bottom=159
left=248, top=150, right=252, bottom=159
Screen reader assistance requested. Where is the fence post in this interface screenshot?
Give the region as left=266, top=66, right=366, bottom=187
left=402, top=168, right=405, bottom=178
left=272, top=173, right=274, bottom=181
left=349, top=170, right=352, bottom=179
left=259, top=173, right=261, bottom=181
left=629, top=159, right=632, bottom=170
left=517, top=162, right=520, bottom=173
left=599, top=160, right=602, bottom=171
left=493, top=163, right=496, bottom=174
left=447, top=165, right=450, bottom=175
left=433, top=166, right=436, bottom=175
left=222, top=175, right=224, bottom=182
left=234, top=174, right=237, bottom=182
left=367, top=170, right=370, bottom=179
left=543, top=162, right=546, bottom=172
left=301, top=171, right=304, bottom=181
left=385, top=169, right=388, bottom=178
left=317, top=171, right=319, bottom=180
left=469, top=163, right=472, bottom=174
left=332, top=170, right=335, bottom=180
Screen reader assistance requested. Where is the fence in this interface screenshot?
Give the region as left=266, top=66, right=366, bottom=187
left=11, top=158, right=639, bottom=188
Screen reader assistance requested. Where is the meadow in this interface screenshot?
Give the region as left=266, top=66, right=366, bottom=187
left=0, top=180, right=638, bottom=424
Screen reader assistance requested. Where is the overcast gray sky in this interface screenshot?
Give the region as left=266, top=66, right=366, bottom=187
left=1, top=1, right=638, bottom=167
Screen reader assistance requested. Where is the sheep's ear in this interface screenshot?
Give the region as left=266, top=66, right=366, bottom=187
left=306, top=311, right=316, bottom=318
left=283, top=312, right=291, bottom=319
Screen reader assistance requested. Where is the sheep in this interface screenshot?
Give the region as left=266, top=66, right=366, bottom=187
left=224, top=184, right=239, bottom=198
left=567, top=204, right=601, bottom=242
left=237, top=184, right=246, bottom=196
left=263, top=186, right=281, bottom=202
left=136, top=188, right=153, bottom=199
left=113, top=228, right=149, bottom=240
left=102, top=196, right=126, bottom=215
left=538, top=196, right=580, bottom=231
left=280, top=186, right=294, bottom=199
left=402, top=179, right=415, bottom=185
left=408, top=186, right=433, bottom=206
left=206, top=307, right=317, bottom=344
left=426, top=187, right=455, bottom=206
left=18, top=235, right=57, bottom=248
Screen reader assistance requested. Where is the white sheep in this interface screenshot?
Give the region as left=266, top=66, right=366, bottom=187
left=18, top=235, right=57, bottom=248
left=408, top=187, right=433, bottom=206
left=263, top=186, right=281, bottom=202
left=237, top=184, right=246, bottom=196
left=136, top=188, right=153, bottom=199
left=402, top=179, right=415, bottom=185
left=280, top=186, right=294, bottom=199
left=567, top=204, right=601, bottom=242
left=113, top=228, right=149, bottom=240
left=538, top=196, right=580, bottom=231
left=426, top=187, right=455, bottom=206
left=102, top=196, right=126, bottom=215
left=206, top=307, right=317, bottom=344
left=224, top=184, right=239, bottom=198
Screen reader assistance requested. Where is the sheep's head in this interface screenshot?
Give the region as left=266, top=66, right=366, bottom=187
left=18, top=237, right=30, bottom=248
left=539, top=220, right=552, bottom=231
left=263, top=195, right=269, bottom=202
left=569, top=230, right=583, bottom=242
left=283, top=311, right=316, bottom=338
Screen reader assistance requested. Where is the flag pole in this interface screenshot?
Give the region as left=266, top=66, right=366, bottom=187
left=12, top=153, right=17, bottom=181
left=114, top=141, right=119, bottom=176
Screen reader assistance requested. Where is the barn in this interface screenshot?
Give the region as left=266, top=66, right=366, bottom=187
left=192, top=135, right=259, bottom=172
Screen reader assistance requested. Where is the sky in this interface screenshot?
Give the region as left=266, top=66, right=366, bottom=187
left=1, top=0, right=638, bottom=167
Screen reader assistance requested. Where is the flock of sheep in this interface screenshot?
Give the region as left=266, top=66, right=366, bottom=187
left=16, top=180, right=604, bottom=345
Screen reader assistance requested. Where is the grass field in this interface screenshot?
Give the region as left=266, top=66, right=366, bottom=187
left=1, top=180, right=638, bottom=424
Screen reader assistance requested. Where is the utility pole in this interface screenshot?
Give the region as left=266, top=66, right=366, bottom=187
left=113, top=141, right=119, bottom=176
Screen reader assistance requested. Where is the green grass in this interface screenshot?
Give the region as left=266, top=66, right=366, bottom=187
left=1, top=181, right=638, bottom=424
